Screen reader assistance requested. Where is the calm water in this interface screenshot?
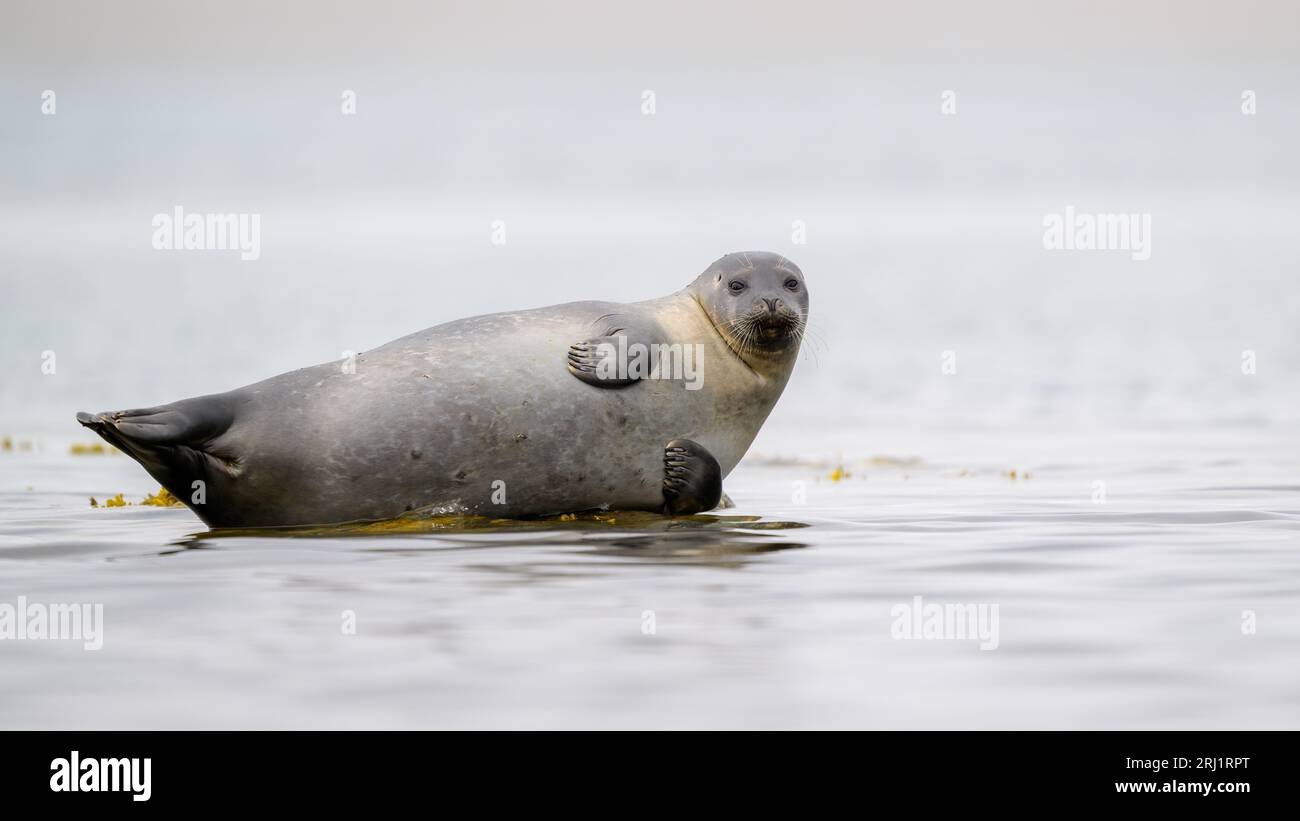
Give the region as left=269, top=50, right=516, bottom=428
left=1, top=421, right=1297, bottom=729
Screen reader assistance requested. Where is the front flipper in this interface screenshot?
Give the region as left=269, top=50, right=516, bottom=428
left=662, top=438, right=723, bottom=515
left=567, top=336, right=639, bottom=387
left=566, top=313, right=668, bottom=389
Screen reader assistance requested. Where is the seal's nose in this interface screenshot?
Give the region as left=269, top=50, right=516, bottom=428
left=762, top=297, right=780, bottom=314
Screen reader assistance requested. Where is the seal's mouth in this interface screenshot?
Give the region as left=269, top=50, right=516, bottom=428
left=755, top=317, right=794, bottom=342
left=725, top=310, right=803, bottom=355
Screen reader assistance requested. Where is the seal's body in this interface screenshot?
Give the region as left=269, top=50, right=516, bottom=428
left=78, top=252, right=808, bottom=528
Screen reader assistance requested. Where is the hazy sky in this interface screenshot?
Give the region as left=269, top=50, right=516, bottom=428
left=4, top=0, right=1299, bottom=74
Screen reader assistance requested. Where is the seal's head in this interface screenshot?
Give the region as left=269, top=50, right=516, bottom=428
left=690, top=251, right=809, bottom=368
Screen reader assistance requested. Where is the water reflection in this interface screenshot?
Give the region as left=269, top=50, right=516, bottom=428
left=181, top=510, right=811, bottom=567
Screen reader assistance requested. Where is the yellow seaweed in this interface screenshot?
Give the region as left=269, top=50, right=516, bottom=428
left=196, top=509, right=809, bottom=540
left=141, top=487, right=184, bottom=507
left=71, top=442, right=116, bottom=456
left=91, top=488, right=185, bottom=508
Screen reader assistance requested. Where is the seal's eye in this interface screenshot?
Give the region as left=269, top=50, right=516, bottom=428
left=784, top=278, right=799, bottom=291
left=728, top=280, right=746, bottom=293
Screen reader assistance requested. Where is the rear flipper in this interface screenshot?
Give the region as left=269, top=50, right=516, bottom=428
left=76, top=394, right=241, bottom=514
left=662, top=438, right=723, bottom=515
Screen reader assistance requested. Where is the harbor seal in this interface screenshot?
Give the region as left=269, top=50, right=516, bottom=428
left=77, top=251, right=809, bottom=528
